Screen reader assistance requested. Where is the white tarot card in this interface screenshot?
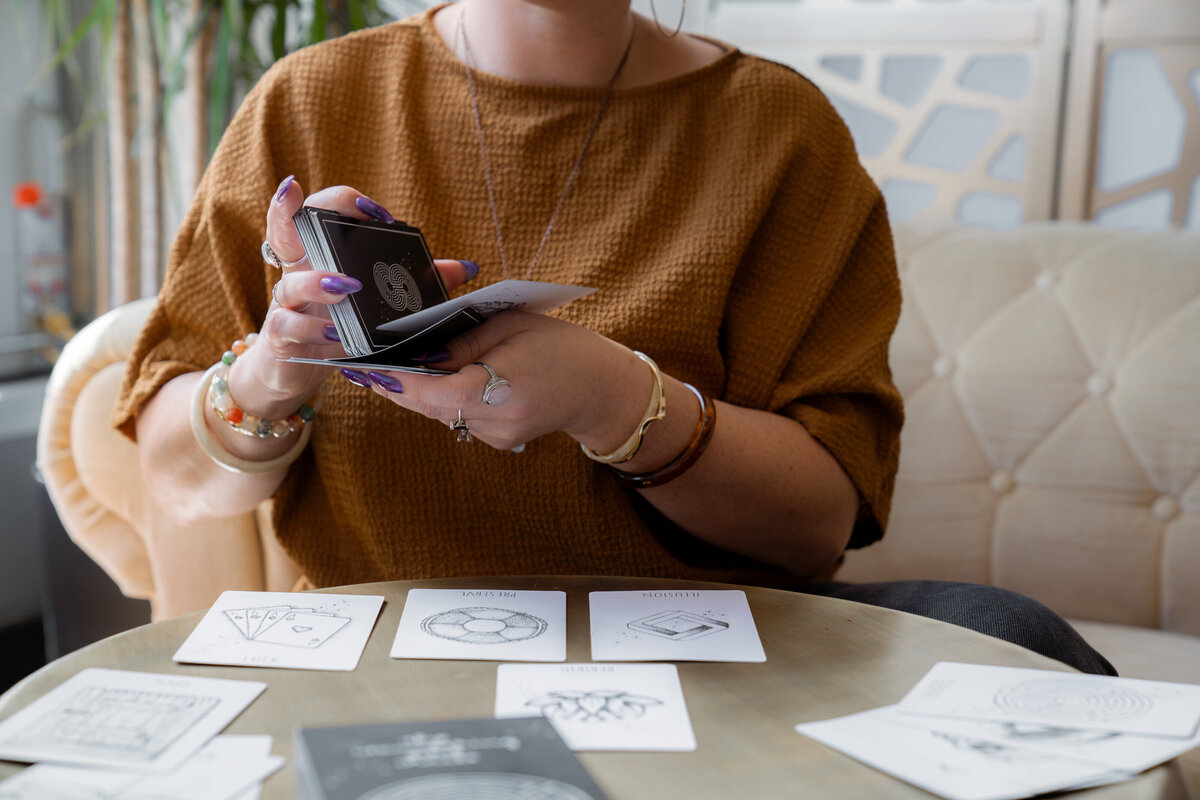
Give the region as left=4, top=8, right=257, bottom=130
left=122, top=735, right=283, bottom=800
left=795, top=706, right=1130, bottom=800
left=896, top=662, right=1200, bottom=738
left=0, top=668, right=266, bottom=773
left=895, top=710, right=1200, bottom=775
left=0, top=735, right=281, bottom=800
left=375, top=280, right=595, bottom=335
left=495, top=663, right=696, bottom=751
left=390, top=589, right=566, bottom=662
left=173, top=591, right=384, bottom=671
left=0, top=765, right=135, bottom=799
left=589, top=590, right=765, bottom=662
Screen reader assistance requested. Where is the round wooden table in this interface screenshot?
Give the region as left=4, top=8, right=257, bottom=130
left=0, top=576, right=1190, bottom=798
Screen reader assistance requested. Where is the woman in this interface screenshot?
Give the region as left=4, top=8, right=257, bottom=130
left=117, top=1, right=1111, bottom=674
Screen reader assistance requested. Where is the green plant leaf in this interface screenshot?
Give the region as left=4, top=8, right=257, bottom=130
left=349, top=0, right=366, bottom=31
left=32, top=0, right=115, bottom=87
left=162, top=1, right=219, bottom=128
left=307, top=0, right=327, bottom=46
left=150, top=0, right=167, bottom=66
left=208, top=0, right=234, bottom=159
left=271, top=0, right=286, bottom=60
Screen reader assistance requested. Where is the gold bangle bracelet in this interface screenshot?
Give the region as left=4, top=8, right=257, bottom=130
left=580, top=350, right=667, bottom=465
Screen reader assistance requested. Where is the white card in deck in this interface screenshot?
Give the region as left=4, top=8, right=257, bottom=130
left=495, top=663, right=696, bottom=751
left=390, top=589, right=566, bottom=662
left=0, top=735, right=283, bottom=800
left=173, top=591, right=384, bottom=671
left=589, top=589, right=765, bottom=662
left=795, top=706, right=1129, bottom=800
left=896, top=661, right=1200, bottom=738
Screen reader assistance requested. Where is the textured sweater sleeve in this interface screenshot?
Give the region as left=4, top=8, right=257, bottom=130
left=777, top=189, right=903, bottom=549
left=720, top=79, right=904, bottom=549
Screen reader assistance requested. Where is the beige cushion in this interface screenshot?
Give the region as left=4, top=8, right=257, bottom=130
left=842, top=223, right=1200, bottom=641
left=1068, top=620, right=1200, bottom=685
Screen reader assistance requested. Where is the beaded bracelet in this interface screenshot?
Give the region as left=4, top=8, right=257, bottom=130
left=609, top=383, right=716, bottom=490
left=188, top=334, right=319, bottom=475
left=208, top=333, right=318, bottom=438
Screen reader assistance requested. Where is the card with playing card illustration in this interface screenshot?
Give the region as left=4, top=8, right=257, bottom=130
left=176, top=591, right=384, bottom=671
left=254, top=611, right=350, bottom=649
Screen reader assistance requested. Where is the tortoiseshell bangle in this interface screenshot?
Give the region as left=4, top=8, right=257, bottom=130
left=609, top=383, right=716, bottom=490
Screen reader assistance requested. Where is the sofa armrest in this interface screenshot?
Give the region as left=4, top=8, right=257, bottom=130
left=36, top=299, right=298, bottom=620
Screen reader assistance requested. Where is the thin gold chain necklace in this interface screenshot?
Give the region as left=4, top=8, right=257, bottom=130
left=455, top=11, right=635, bottom=282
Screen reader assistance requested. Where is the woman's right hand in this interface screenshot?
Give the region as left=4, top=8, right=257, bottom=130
left=230, top=176, right=477, bottom=419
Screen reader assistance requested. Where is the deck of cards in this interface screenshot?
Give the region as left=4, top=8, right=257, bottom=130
left=289, top=208, right=594, bottom=374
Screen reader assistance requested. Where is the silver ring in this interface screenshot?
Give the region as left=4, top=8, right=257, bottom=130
left=450, top=409, right=472, bottom=443
left=476, top=362, right=512, bottom=406
left=271, top=279, right=311, bottom=313
left=262, top=240, right=309, bottom=269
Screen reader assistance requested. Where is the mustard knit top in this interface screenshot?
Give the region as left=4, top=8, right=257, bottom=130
left=115, top=8, right=903, bottom=590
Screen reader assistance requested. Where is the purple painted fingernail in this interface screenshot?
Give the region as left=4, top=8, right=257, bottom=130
left=411, top=347, right=451, bottom=363
left=355, top=196, right=394, bottom=223
left=461, top=260, right=480, bottom=281
left=275, top=174, right=294, bottom=203
left=340, top=368, right=371, bottom=387
left=320, top=275, right=363, bottom=294
left=367, top=371, right=404, bottom=393
left=324, top=324, right=340, bottom=342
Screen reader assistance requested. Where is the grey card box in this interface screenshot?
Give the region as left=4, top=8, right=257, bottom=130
left=294, top=716, right=609, bottom=800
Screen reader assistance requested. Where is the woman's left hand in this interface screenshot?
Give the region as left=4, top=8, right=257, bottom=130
left=355, top=311, right=645, bottom=453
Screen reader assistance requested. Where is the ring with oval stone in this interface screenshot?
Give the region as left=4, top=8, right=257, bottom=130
left=261, top=240, right=309, bottom=269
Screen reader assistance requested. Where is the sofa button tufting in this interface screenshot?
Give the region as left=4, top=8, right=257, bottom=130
left=1151, top=496, right=1179, bottom=521
left=989, top=470, right=1015, bottom=494
left=1086, top=373, right=1113, bottom=397
left=1036, top=271, right=1058, bottom=290
left=932, top=355, right=956, bottom=378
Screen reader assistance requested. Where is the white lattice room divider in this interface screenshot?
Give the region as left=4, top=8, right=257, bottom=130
left=1060, top=0, right=1200, bottom=230
left=706, top=0, right=1071, bottom=228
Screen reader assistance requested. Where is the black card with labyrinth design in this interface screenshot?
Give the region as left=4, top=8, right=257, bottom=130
left=293, top=209, right=448, bottom=354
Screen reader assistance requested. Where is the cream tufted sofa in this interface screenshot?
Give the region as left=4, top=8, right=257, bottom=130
left=36, top=223, right=1200, bottom=685
left=840, top=222, right=1200, bottom=687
